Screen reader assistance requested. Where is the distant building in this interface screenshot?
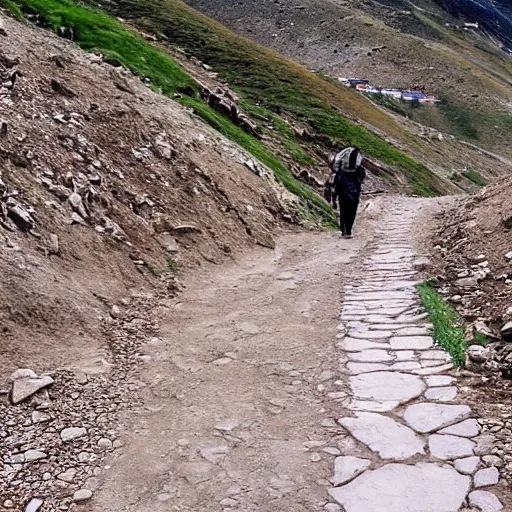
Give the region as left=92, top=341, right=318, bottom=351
left=463, top=22, right=479, bottom=30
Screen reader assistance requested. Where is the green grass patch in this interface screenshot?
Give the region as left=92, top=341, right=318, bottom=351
left=166, top=257, right=179, bottom=272
left=1, top=0, right=196, bottom=95
left=417, top=281, right=467, bottom=367
left=1, top=0, right=23, bottom=18
left=463, top=168, right=487, bottom=186
left=436, top=100, right=479, bottom=140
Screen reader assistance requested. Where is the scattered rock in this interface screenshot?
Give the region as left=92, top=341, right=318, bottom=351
left=24, top=450, right=47, bottom=462
left=60, top=426, right=87, bottom=442
left=10, top=373, right=54, bottom=405
left=467, top=345, right=491, bottom=363
left=97, top=438, right=113, bottom=451
left=73, top=489, right=93, bottom=502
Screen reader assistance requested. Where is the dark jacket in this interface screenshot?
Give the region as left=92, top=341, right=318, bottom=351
left=333, top=166, right=366, bottom=203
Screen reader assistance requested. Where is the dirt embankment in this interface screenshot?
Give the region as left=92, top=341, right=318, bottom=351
left=0, top=13, right=291, bottom=378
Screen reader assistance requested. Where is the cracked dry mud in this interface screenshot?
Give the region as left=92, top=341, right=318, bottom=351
left=74, top=198, right=507, bottom=511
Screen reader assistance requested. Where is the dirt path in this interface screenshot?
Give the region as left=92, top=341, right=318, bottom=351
left=80, top=197, right=507, bottom=512
left=80, top=199, right=382, bottom=512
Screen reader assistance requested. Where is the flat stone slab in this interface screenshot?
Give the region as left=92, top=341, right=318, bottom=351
left=439, top=419, right=480, bottom=438
left=412, top=363, right=454, bottom=375
left=350, top=372, right=425, bottom=403
left=388, top=362, right=422, bottom=371
left=349, top=330, right=393, bottom=340
left=338, top=338, right=390, bottom=352
left=429, top=434, right=475, bottom=460
left=346, top=363, right=389, bottom=375
left=390, top=336, right=434, bottom=350
left=474, top=467, right=499, bottom=488
left=424, top=386, right=458, bottom=402
left=329, top=463, right=470, bottom=512
left=425, top=375, right=456, bottom=387
left=347, top=350, right=394, bottom=363
left=469, top=491, right=503, bottom=512
left=454, top=456, right=481, bottom=475
left=347, top=400, right=399, bottom=412
left=331, top=456, right=371, bottom=486
left=339, top=412, right=424, bottom=460
left=420, top=350, right=451, bottom=361
left=394, top=351, right=416, bottom=361
left=403, top=403, right=471, bottom=433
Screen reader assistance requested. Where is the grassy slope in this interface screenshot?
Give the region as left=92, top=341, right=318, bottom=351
left=85, top=0, right=454, bottom=196
left=1, top=0, right=339, bottom=223
left=417, top=281, right=467, bottom=367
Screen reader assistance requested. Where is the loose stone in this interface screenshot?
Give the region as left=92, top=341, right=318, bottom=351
left=73, top=489, right=93, bottom=502
left=61, top=427, right=87, bottom=442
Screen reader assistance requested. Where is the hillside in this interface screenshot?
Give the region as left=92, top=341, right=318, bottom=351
left=183, top=0, right=512, bottom=160
left=30, top=0, right=507, bottom=194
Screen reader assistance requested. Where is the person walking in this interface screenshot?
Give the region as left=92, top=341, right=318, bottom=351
left=328, top=147, right=366, bottom=238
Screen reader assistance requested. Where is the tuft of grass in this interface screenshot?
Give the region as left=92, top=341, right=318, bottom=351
left=417, top=281, right=468, bottom=367
left=1, top=0, right=23, bottom=18
left=166, top=257, right=179, bottom=272
left=463, top=168, right=488, bottom=186
left=0, top=0, right=196, bottom=95
left=473, top=331, right=490, bottom=346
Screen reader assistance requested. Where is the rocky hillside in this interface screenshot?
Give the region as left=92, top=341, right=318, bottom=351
left=431, top=178, right=512, bottom=379
left=184, top=0, right=512, bottom=160
left=0, top=12, right=296, bottom=378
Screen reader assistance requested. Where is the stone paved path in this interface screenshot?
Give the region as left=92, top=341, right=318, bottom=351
left=329, top=201, right=503, bottom=512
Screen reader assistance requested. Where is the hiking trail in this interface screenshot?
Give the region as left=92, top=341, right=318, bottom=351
left=80, top=196, right=505, bottom=512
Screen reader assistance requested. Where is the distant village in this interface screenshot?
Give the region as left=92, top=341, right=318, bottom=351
left=338, top=78, right=440, bottom=104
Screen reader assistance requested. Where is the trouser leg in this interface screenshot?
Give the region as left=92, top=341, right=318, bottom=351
left=338, top=201, right=346, bottom=234
left=344, top=200, right=359, bottom=235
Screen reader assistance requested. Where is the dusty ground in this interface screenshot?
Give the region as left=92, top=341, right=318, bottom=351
left=0, top=13, right=291, bottom=380
left=77, top=199, right=381, bottom=512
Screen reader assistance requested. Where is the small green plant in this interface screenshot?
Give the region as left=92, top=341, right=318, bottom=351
left=166, top=258, right=179, bottom=273
left=417, top=281, right=468, bottom=367
left=1, top=0, right=23, bottom=18
left=462, top=169, right=487, bottom=186
left=473, top=331, right=490, bottom=346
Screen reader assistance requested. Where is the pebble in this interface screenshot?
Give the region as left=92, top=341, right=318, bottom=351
left=73, top=489, right=93, bottom=502
left=61, top=427, right=87, bottom=442
left=97, top=438, right=113, bottom=451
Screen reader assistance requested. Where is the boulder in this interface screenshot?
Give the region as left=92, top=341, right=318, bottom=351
left=10, top=374, right=54, bottom=405
left=467, top=345, right=491, bottom=363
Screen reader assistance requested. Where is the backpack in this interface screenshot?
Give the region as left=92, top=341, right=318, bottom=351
left=330, top=147, right=362, bottom=174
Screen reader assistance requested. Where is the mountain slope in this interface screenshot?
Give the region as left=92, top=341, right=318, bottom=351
left=183, top=0, right=512, bottom=159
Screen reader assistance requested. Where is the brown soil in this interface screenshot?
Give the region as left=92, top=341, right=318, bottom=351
left=0, top=14, right=290, bottom=379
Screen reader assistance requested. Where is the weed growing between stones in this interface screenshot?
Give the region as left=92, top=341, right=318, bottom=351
left=417, top=281, right=467, bottom=366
